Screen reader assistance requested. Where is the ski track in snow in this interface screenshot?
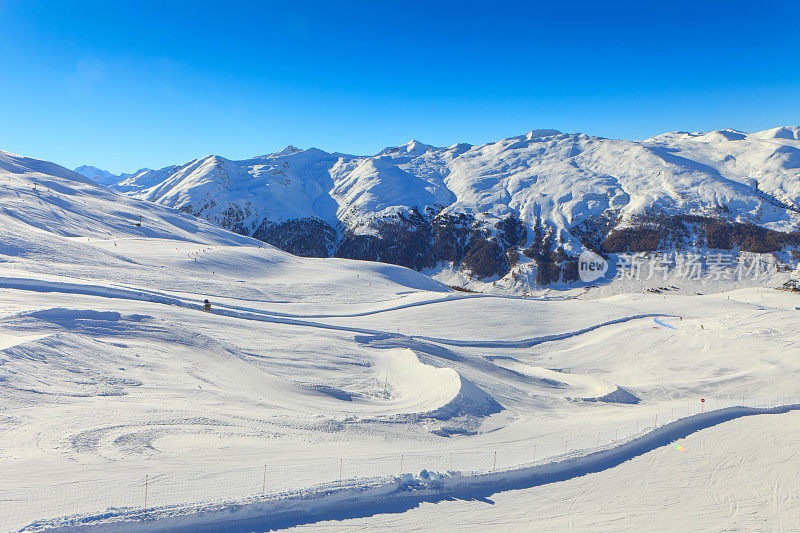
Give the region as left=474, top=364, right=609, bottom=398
left=415, top=314, right=677, bottom=349
left=20, top=403, right=800, bottom=532
left=0, top=275, right=671, bottom=349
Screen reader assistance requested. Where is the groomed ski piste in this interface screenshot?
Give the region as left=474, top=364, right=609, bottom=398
left=18, top=401, right=800, bottom=533
left=2, top=148, right=800, bottom=531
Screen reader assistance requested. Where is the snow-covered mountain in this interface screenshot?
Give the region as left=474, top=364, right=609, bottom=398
left=72, top=164, right=144, bottom=188
left=74, top=127, right=800, bottom=289
left=73, top=165, right=119, bottom=186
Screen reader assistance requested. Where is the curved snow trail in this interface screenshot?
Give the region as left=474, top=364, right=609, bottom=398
left=0, top=276, right=187, bottom=308
left=0, top=275, right=501, bottom=322
left=26, top=402, right=800, bottom=532
left=415, top=313, right=677, bottom=349
left=136, top=287, right=481, bottom=319
left=0, top=277, right=671, bottom=350
left=0, top=276, right=385, bottom=336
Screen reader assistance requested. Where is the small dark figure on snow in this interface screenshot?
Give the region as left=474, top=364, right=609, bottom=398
left=203, top=299, right=211, bottom=312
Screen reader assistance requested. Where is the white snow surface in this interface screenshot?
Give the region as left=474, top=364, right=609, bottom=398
left=3, top=148, right=800, bottom=531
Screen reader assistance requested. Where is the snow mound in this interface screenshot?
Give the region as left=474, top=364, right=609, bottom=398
left=427, top=374, right=503, bottom=420
left=0, top=309, right=153, bottom=399
left=376, top=348, right=502, bottom=421
left=694, top=129, right=747, bottom=142
left=583, top=386, right=641, bottom=404
left=752, top=126, right=800, bottom=140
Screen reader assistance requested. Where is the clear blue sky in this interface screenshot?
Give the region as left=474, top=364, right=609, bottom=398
left=1, top=0, right=798, bottom=173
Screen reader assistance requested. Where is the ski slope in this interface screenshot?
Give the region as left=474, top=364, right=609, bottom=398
left=275, top=409, right=800, bottom=533
left=2, top=148, right=800, bottom=531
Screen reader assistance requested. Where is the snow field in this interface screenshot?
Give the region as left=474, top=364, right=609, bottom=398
left=9, top=400, right=800, bottom=532
left=2, top=278, right=799, bottom=531
left=280, top=409, right=800, bottom=532
left=2, top=152, right=800, bottom=530
left=2, top=279, right=800, bottom=531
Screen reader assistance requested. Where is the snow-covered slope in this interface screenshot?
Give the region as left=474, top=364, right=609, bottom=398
left=5, top=148, right=800, bottom=531
left=76, top=127, right=800, bottom=290
left=0, top=147, right=447, bottom=298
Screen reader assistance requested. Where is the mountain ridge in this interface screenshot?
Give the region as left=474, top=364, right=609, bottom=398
left=70, top=126, right=800, bottom=289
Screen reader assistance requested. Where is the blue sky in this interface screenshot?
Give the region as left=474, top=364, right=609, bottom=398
left=1, top=0, right=798, bottom=173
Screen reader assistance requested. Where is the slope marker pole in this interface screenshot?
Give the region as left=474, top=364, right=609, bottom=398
left=262, top=465, right=266, bottom=496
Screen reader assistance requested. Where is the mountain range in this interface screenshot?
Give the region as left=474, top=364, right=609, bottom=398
left=74, top=126, right=800, bottom=289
